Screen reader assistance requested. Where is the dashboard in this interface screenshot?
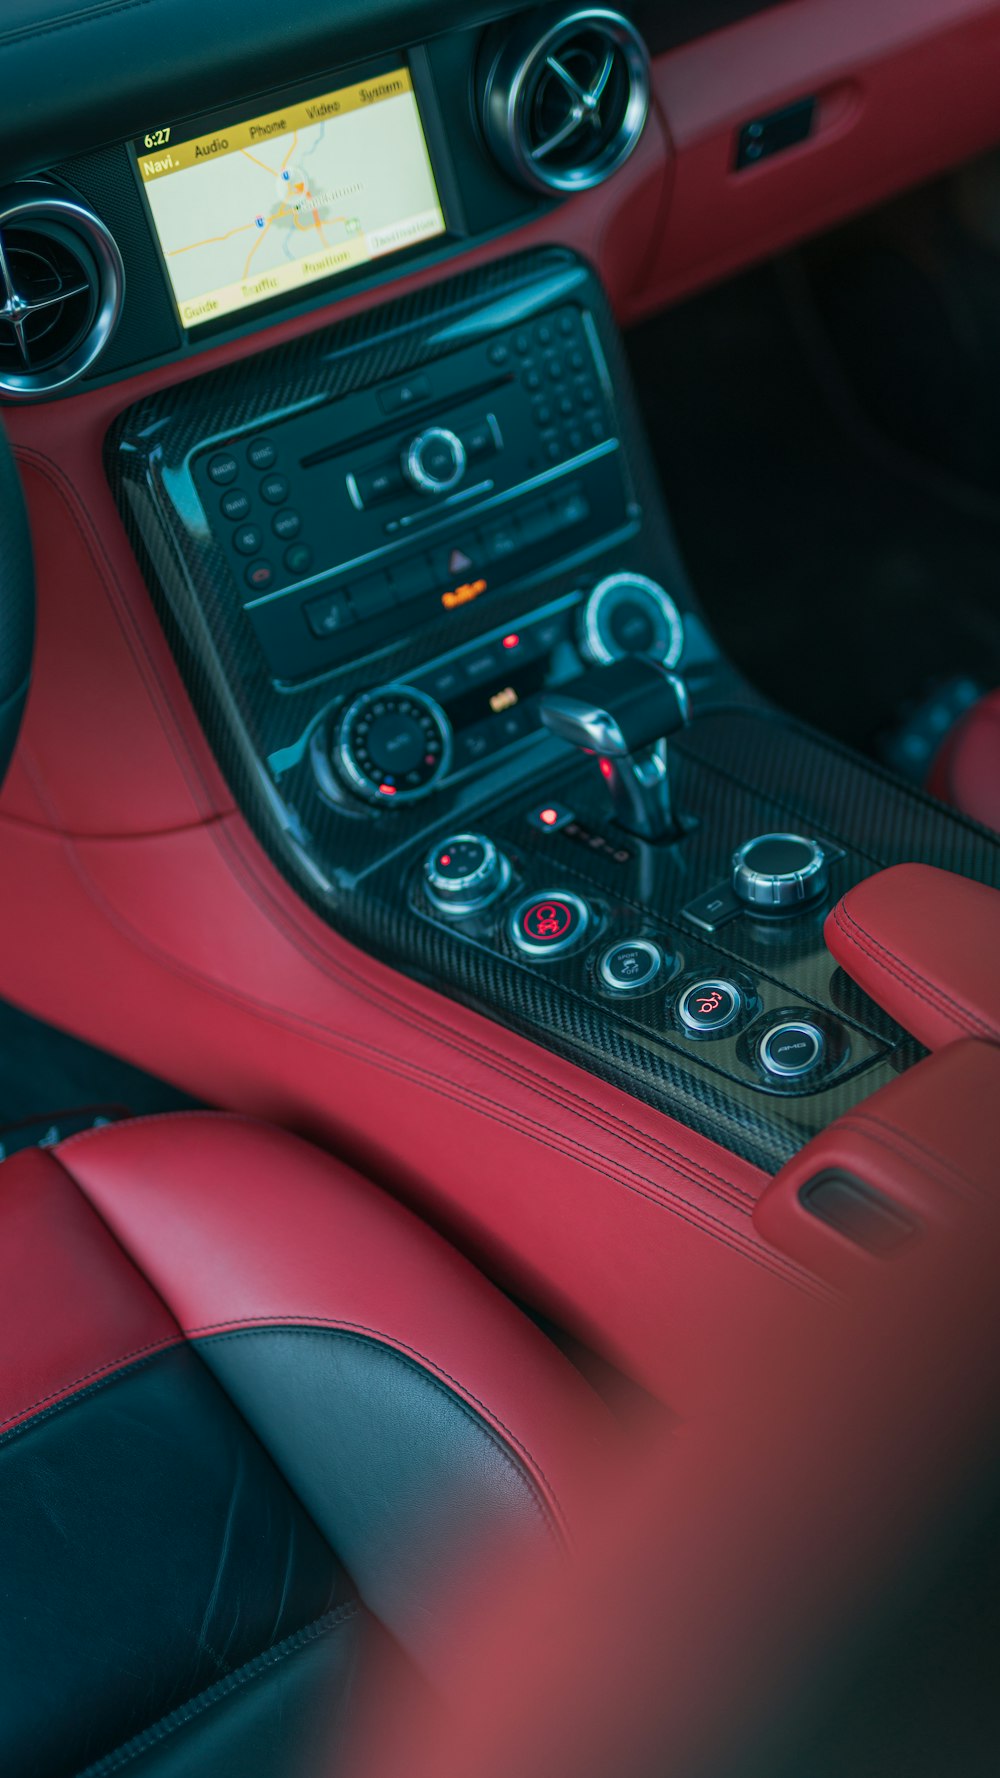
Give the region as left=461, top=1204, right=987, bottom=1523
left=3, top=0, right=1000, bottom=1179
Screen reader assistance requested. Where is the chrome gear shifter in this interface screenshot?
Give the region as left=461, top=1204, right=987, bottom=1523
left=539, top=656, right=692, bottom=842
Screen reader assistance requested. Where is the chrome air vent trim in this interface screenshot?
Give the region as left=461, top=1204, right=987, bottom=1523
left=482, top=7, right=651, bottom=195
left=0, top=187, right=124, bottom=399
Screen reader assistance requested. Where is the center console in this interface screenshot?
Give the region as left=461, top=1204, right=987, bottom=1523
left=109, top=248, right=1000, bottom=1172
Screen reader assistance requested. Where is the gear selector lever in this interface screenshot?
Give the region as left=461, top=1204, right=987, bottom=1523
left=538, top=656, right=692, bottom=842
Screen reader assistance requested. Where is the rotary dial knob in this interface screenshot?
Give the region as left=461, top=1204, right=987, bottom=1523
left=404, top=427, right=467, bottom=495
left=579, top=572, right=685, bottom=667
left=732, top=832, right=829, bottom=912
left=424, top=833, right=510, bottom=914
left=336, top=685, right=453, bottom=804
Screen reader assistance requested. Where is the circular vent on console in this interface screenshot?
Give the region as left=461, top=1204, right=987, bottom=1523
left=481, top=7, right=650, bottom=195
left=0, top=186, right=124, bottom=400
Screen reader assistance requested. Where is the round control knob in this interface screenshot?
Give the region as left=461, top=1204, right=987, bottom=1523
left=337, top=684, right=453, bottom=804
left=759, top=1020, right=826, bottom=1081
left=424, top=833, right=510, bottom=914
left=404, top=427, right=467, bottom=496
left=732, top=832, right=829, bottom=913
left=579, top=573, right=685, bottom=668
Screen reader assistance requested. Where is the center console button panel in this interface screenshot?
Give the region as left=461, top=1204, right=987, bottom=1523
left=110, top=252, right=944, bottom=1169
left=189, top=301, right=629, bottom=685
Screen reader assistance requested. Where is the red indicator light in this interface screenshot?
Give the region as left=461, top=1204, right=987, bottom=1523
left=440, top=854, right=452, bottom=866
left=523, top=899, right=573, bottom=942
left=599, top=758, right=613, bottom=781
left=378, top=783, right=396, bottom=797
left=502, top=633, right=520, bottom=650
left=539, top=808, right=559, bottom=827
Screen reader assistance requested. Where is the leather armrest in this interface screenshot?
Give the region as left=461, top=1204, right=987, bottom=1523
left=754, top=1039, right=1000, bottom=1284
left=825, top=863, right=1000, bottom=1050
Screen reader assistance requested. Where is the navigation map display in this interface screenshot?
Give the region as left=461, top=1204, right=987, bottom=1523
left=135, top=67, right=446, bottom=329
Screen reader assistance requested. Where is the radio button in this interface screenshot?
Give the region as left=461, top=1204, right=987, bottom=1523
left=233, top=524, right=263, bottom=556
left=272, top=509, right=301, bottom=540
left=244, top=559, right=275, bottom=593
left=247, top=437, right=277, bottom=471
left=462, top=419, right=500, bottom=460
left=378, top=374, right=431, bottom=415
left=304, top=589, right=354, bottom=638
left=259, top=473, right=290, bottom=506
left=387, top=555, right=436, bottom=604
left=207, top=451, right=239, bottom=485
left=355, top=462, right=405, bottom=506
left=350, top=573, right=395, bottom=622
left=220, top=487, right=251, bottom=522
left=284, top=543, right=313, bottom=577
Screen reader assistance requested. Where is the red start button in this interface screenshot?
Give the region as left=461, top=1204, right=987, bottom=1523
left=510, top=890, right=590, bottom=957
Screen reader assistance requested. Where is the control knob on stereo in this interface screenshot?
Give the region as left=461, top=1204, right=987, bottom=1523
left=404, top=427, right=467, bottom=496
left=424, top=833, right=511, bottom=914
left=579, top=573, right=685, bottom=668
left=732, top=832, right=829, bottom=912
left=336, top=684, right=453, bottom=804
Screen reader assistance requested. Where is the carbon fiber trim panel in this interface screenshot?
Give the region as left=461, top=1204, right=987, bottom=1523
left=107, top=249, right=1000, bottom=1172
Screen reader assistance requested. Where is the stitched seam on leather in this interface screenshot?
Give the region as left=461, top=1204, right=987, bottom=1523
left=0, top=1345, right=183, bottom=1446
left=72, top=1602, right=358, bottom=1778
left=57, top=1103, right=803, bottom=1291
left=214, top=822, right=762, bottom=1203
left=58, top=827, right=767, bottom=1218
left=195, top=1324, right=565, bottom=1544
left=17, top=441, right=751, bottom=1194
left=833, top=1114, right=986, bottom=1202
left=0, top=0, right=153, bottom=47
left=13, top=452, right=223, bottom=820
left=832, top=900, right=998, bottom=1040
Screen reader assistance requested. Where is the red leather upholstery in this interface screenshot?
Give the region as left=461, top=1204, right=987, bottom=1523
left=4, top=1114, right=607, bottom=1527
left=753, top=1038, right=1000, bottom=1282
left=927, top=689, right=1000, bottom=833
left=824, top=863, right=1000, bottom=1050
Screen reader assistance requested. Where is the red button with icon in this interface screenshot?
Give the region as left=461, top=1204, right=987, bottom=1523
left=677, top=978, right=742, bottom=1034
left=510, top=890, right=590, bottom=958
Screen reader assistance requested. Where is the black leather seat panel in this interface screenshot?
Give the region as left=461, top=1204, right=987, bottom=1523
left=0, top=1347, right=351, bottom=1778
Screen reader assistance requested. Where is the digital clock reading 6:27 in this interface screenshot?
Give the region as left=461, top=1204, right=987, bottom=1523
left=142, top=127, right=172, bottom=149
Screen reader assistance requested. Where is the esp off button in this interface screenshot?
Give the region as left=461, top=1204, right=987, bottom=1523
left=510, top=890, right=590, bottom=958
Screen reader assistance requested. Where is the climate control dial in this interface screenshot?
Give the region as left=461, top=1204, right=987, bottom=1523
left=424, top=833, right=511, bottom=914
left=579, top=572, right=685, bottom=667
left=336, top=685, right=452, bottom=804
left=404, top=427, right=467, bottom=496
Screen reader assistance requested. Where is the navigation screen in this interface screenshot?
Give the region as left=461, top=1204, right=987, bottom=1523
left=135, top=67, right=446, bottom=329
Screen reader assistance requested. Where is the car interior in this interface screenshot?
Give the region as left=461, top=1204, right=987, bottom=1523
left=1, top=2, right=1000, bottom=1774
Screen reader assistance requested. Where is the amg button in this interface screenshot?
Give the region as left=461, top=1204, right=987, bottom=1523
left=760, top=1021, right=825, bottom=1080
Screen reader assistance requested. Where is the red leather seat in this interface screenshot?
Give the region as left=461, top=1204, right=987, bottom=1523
left=0, top=1113, right=607, bottom=1778
left=927, top=688, right=1000, bottom=832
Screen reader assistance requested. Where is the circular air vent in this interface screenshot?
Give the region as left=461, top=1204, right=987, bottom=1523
left=481, top=7, right=650, bottom=195
left=0, top=186, right=124, bottom=399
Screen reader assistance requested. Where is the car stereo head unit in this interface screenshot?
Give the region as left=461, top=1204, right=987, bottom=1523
left=133, top=64, right=446, bottom=331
